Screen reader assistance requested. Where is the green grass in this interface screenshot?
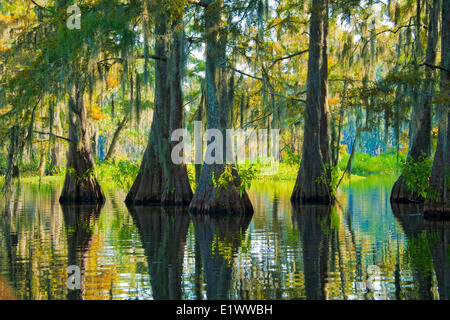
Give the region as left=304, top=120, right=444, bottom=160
left=0, top=151, right=403, bottom=192
left=0, top=173, right=65, bottom=189
left=338, top=150, right=405, bottom=176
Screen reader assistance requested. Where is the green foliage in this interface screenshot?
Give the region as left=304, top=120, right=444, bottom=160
left=401, top=153, right=433, bottom=199
left=211, top=165, right=234, bottom=196
left=237, top=164, right=258, bottom=196
left=96, top=160, right=140, bottom=191
left=186, top=164, right=196, bottom=191
left=316, top=163, right=341, bottom=197
left=210, top=164, right=258, bottom=198
left=339, top=150, right=405, bottom=175
left=253, top=162, right=299, bottom=181
left=283, top=146, right=300, bottom=166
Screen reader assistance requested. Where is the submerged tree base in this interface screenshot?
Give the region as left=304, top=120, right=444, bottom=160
left=189, top=164, right=254, bottom=215
left=125, top=145, right=193, bottom=206
left=59, top=173, right=105, bottom=205
left=290, top=173, right=334, bottom=205
left=390, top=175, right=425, bottom=204
left=125, top=153, right=164, bottom=206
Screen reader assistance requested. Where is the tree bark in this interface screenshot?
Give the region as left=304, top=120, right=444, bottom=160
left=189, top=0, right=253, bottom=215
left=319, top=0, right=331, bottom=168
left=291, top=0, right=332, bottom=204
left=391, top=0, right=439, bottom=203
left=60, top=79, right=105, bottom=204
left=424, top=0, right=450, bottom=218
left=162, top=17, right=193, bottom=205
left=126, top=5, right=192, bottom=206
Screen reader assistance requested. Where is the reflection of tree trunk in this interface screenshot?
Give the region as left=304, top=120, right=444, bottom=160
left=192, top=213, right=252, bottom=299
left=0, top=275, right=16, bottom=300
left=391, top=0, right=439, bottom=203
left=60, top=79, right=105, bottom=204
left=127, top=206, right=190, bottom=300
left=391, top=203, right=434, bottom=299
left=424, top=221, right=450, bottom=300
left=291, top=0, right=332, bottom=205
left=424, top=0, right=449, bottom=217
left=189, top=0, right=253, bottom=214
left=292, top=204, right=330, bottom=300
left=62, top=204, right=102, bottom=300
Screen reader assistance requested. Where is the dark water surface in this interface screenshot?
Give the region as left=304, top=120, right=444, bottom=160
left=0, top=176, right=449, bottom=300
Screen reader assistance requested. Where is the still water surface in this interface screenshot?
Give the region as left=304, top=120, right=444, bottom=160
left=0, top=176, right=449, bottom=300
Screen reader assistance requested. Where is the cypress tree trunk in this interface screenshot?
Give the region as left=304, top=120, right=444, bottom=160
left=319, top=0, right=331, bottom=168
left=424, top=0, right=449, bottom=218
left=391, top=0, right=439, bottom=203
left=291, top=0, right=332, bottom=204
left=189, top=0, right=253, bottom=215
left=126, top=6, right=192, bottom=206
left=162, top=18, right=193, bottom=205
left=60, top=80, right=105, bottom=204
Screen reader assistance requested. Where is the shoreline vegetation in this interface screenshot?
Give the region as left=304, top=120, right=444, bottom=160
left=0, top=150, right=404, bottom=191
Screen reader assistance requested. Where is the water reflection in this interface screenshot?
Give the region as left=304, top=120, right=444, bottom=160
left=424, top=220, right=450, bottom=300
left=392, top=204, right=450, bottom=300
left=127, top=206, right=190, bottom=300
left=292, top=205, right=331, bottom=300
left=0, top=177, right=449, bottom=300
left=62, top=204, right=102, bottom=300
left=192, top=213, right=252, bottom=300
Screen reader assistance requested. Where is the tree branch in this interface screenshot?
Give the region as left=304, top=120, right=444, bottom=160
left=219, top=64, right=306, bottom=104
left=30, top=0, right=52, bottom=13
left=188, top=0, right=209, bottom=8
left=420, top=62, right=450, bottom=73
left=270, top=49, right=309, bottom=67
left=34, top=130, right=72, bottom=142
